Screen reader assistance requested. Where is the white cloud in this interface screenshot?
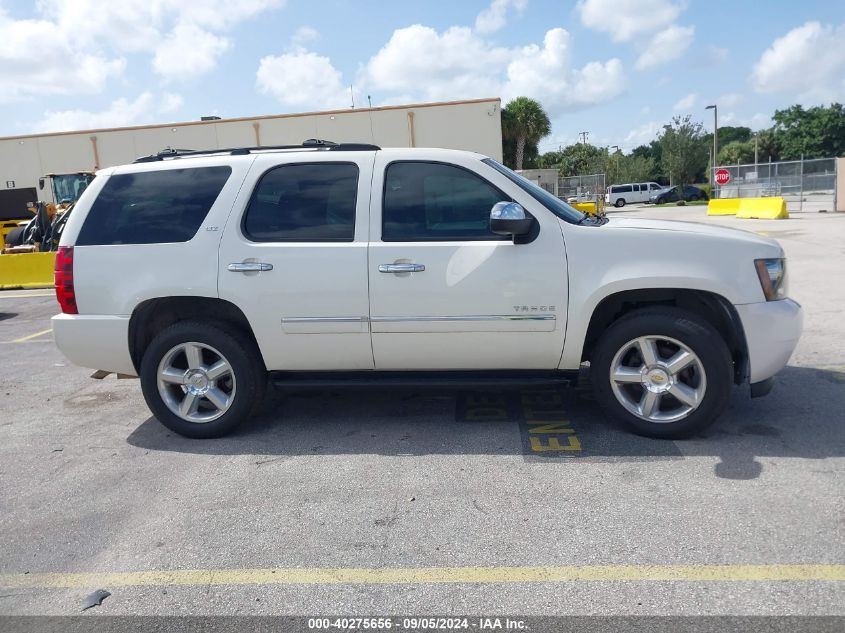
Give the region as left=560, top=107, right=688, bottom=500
left=716, top=93, right=743, bottom=108
left=256, top=49, right=351, bottom=110
left=673, top=92, right=696, bottom=111
left=0, top=9, right=126, bottom=103
left=624, top=121, right=663, bottom=147
left=363, top=25, right=509, bottom=101
left=153, top=23, right=231, bottom=81
left=0, top=0, right=284, bottom=97
left=705, top=46, right=728, bottom=63
left=475, top=0, right=527, bottom=34
left=32, top=92, right=185, bottom=132
left=751, top=21, right=845, bottom=102
left=292, top=26, right=318, bottom=46
left=577, top=0, right=684, bottom=42
left=503, top=29, right=625, bottom=112
left=159, top=92, right=185, bottom=113
left=635, top=24, right=694, bottom=69
left=360, top=25, right=624, bottom=117
left=718, top=112, right=772, bottom=130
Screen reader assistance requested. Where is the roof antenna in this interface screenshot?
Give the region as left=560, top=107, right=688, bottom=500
left=350, top=85, right=355, bottom=109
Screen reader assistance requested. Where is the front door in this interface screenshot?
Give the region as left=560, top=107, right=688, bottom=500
left=367, top=155, right=568, bottom=370
left=218, top=153, right=376, bottom=371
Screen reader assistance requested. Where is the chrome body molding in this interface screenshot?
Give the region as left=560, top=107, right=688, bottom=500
left=370, top=314, right=555, bottom=322
left=281, top=314, right=556, bottom=324
left=281, top=316, right=369, bottom=324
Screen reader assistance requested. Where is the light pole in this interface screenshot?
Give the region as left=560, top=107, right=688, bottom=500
left=610, top=144, right=619, bottom=183
left=705, top=104, right=718, bottom=188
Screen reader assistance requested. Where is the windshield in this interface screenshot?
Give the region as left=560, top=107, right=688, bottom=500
left=51, top=173, right=94, bottom=204
left=482, top=158, right=586, bottom=224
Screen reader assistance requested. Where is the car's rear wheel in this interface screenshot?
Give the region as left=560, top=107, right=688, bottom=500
left=590, top=307, right=732, bottom=438
left=615, top=198, right=626, bottom=208
left=140, top=321, right=266, bottom=438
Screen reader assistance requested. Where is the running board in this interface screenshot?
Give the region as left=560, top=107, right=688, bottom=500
left=269, top=370, right=577, bottom=390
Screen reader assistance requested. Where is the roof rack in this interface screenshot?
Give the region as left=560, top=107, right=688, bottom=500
left=133, top=139, right=381, bottom=163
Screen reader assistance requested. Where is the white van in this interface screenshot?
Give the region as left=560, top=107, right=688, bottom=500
left=605, top=182, right=663, bottom=207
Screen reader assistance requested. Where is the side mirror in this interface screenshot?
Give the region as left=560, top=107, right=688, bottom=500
left=38, top=178, right=45, bottom=191
left=490, top=202, right=534, bottom=239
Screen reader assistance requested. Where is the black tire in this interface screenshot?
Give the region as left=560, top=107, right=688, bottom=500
left=615, top=198, right=626, bottom=208
left=590, top=307, right=732, bottom=439
left=140, top=321, right=266, bottom=438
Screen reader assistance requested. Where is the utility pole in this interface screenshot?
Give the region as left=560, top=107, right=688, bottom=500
left=705, top=104, right=718, bottom=188
left=754, top=132, right=759, bottom=167
left=579, top=131, right=589, bottom=144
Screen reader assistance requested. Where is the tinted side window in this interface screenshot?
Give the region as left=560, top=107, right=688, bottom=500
left=382, top=162, right=508, bottom=241
left=619, top=185, right=633, bottom=193
left=243, top=163, right=358, bottom=242
left=77, top=167, right=231, bottom=246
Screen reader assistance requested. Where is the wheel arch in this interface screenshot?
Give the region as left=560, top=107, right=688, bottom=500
left=580, top=288, right=749, bottom=385
left=128, top=296, right=265, bottom=374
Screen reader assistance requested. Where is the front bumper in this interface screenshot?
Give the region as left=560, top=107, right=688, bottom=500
left=735, top=298, right=803, bottom=385
left=52, top=313, right=136, bottom=376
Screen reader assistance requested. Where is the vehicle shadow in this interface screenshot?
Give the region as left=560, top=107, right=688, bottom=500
left=126, top=365, right=845, bottom=480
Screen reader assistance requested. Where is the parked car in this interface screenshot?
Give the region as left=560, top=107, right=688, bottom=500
left=52, top=141, right=802, bottom=440
left=605, top=182, right=663, bottom=207
left=649, top=185, right=709, bottom=204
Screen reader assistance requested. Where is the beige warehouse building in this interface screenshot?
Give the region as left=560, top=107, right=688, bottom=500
left=0, top=98, right=503, bottom=208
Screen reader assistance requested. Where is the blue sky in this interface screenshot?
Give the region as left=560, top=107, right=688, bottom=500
left=1, top=0, right=843, bottom=153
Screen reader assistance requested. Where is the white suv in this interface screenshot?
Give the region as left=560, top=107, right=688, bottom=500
left=52, top=141, right=803, bottom=439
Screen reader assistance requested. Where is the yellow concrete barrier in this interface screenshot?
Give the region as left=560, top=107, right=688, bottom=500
left=706, top=199, right=740, bottom=216
left=572, top=201, right=597, bottom=214
left=0, top=252, right=56, bottom=290
left=708, top=197, right=788, bottom=219
left=735, top=196, right=789, bottom=219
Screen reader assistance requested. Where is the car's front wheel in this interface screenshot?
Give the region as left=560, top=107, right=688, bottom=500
left=590, top=307, right=732, bottom=438
left=140, top=321, right=266, bottom=438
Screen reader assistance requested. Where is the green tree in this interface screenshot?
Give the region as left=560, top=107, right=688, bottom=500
left=703, top=125, right=753, bottom=150
left=771, top=103, right=845, bottom=160
left=556, top=143, right=607, bottom=176
left=659, top=115, right=708, bottom=186
left=614, top=154, right=659, bottom=184
left=502, top=97, right=551, bottom=170
left=718, top=140, right=755, bottom=165
left=755, top=129, right=780, bottom=163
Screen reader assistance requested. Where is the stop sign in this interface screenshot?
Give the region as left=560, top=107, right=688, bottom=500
left=715, top=168, right=731, bottom=185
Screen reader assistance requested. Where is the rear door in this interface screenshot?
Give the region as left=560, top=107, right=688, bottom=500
left=218, top=152, right=376, bottom=371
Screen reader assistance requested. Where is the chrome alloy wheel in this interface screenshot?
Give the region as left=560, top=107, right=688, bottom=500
left=609, top=335, right=707, bottom=423
left=156, top=342, right=236, bottom=423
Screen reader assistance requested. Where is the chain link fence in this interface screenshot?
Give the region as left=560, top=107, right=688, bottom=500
left=714, top=157, right=836, bottom=213
left=557, top=173, right=606, bottom=206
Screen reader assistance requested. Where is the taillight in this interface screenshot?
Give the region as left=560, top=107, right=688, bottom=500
left=54, top=246, right=77, bottom=314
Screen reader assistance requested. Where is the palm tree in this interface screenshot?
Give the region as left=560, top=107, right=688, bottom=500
left=502, top=97, right=551, bottom=170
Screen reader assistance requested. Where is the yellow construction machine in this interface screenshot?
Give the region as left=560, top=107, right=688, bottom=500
left=0, top=171, right=95, bottom=289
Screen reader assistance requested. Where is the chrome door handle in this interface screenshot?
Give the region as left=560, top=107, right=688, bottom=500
left=378, top=263, right=425, bottom=273
left=228, top=262, right=273, bottom=272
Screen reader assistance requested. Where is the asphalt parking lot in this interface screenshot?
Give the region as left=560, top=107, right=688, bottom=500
left=0, top=207, right=843, bottom=617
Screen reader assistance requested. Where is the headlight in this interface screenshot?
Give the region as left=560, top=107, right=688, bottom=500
left=754, top=258, right=787, bottom=301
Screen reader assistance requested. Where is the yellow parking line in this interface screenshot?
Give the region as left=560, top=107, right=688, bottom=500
left=0, top=292, right=54, bottom=299
left=0, top=565, right=842, bottom=589
left=11, top=328, right=52, bottom=343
